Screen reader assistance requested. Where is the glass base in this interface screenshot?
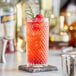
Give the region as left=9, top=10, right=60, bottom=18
left=27, top=64, right=48, bottom=68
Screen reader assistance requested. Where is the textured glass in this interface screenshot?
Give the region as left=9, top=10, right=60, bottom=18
left=26, top=18, right=49, bottom=66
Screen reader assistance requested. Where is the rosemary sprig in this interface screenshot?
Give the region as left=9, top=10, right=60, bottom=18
left=25, top=5, right=34, bottom=19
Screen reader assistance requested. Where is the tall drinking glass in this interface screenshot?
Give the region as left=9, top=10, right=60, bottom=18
left=26, top=18, right=49, bottom=67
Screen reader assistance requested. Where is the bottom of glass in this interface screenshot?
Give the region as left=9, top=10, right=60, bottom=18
left=27, top=64, right=48, bottom=68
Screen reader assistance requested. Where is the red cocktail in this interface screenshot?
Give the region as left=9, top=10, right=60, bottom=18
left=26, top=14, right=49, bottom=67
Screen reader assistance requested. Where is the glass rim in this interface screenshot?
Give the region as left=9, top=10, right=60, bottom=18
left=25, top=17, right=49, bottom=22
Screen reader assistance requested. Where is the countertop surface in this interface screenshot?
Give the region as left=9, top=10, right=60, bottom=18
left=0, top=51, right=63, bottom=76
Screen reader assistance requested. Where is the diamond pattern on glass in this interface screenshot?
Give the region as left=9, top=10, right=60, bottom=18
left=26, top=21, right=49, bottom=65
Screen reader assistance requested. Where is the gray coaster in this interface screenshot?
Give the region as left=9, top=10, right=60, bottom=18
left=18, top=65, right=58, bottom=73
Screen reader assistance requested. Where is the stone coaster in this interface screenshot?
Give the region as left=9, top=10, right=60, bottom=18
left=18, top=65, right=58, bottom=73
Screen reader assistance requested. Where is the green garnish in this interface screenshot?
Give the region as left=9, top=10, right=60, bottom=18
left=25, top=5, right=34, bottom=19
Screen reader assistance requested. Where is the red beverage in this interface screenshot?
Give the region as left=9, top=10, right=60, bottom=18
left=26, top=14, right=49, bottom=66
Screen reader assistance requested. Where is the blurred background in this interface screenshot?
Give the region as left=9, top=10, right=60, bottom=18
left=0, top=0, right=76, bottom=53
